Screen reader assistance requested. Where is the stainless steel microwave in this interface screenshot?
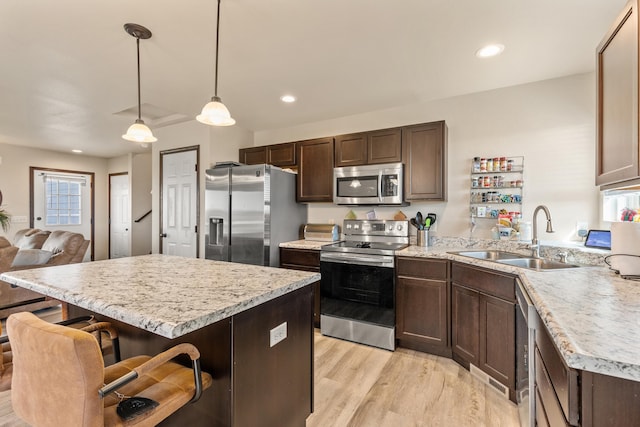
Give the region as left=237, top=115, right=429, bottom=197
left=333, top=162, right=405, bottom=205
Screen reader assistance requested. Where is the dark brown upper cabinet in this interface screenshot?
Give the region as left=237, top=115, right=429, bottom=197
left=596, top=1, right=640, bottom=187
left=334, top=133, right=367, bottom=167
left=239, top=142, right=297, bottom=168
left=334, top=128, right=402, bottom=167
left=296, top=137, right=335, bottom=202
left=402, top=121, right=447, bottom=201
left=239, top=146, right=267, bottom=165
left=267, top=142, right=297, bottom=167
left=368, top=127, right=402, bottom=164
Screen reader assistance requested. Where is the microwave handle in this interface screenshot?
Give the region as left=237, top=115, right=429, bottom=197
left=378, top=170, right=383, bottom=202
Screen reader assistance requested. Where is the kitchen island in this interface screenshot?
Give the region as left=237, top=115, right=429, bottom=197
left=0, top=254, right=320, bottom=427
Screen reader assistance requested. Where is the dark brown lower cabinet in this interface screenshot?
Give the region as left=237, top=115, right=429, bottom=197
left=533, top=307, right=640, bottom=427
left=452, top=283, right=479, bottom=365
left=279, top=247, right=321, bottom=328
left=451, top=262, right=516, bottom=402
left=396, top=257, right=450, bottom=357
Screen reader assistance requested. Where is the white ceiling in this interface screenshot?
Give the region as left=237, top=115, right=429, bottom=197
left=0, top=0, right=629, bottom=158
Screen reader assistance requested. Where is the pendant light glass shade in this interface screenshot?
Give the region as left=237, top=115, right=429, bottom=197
left=122, top=23, right=157, bottom=143
left=198, top=0, right=235, bottom=127
left=196, top=96, right=236, bottom=126
left=122, top=119, right=157, bottom=142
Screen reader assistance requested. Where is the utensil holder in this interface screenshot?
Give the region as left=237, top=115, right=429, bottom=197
left=417, top=229, right=428, bottom=247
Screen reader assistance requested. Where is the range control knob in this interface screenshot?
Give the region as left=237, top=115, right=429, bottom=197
left=397, top=224, right=403, bottom=231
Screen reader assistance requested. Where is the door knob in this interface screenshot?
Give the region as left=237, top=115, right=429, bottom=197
left=36, top=217, right=42, bottom=221
left=160, top=233, right=167, bottom=238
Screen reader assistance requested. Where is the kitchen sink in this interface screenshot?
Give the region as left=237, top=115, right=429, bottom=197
left=497, top=257, right=580, bottom=270
left=448, top=250, right=528, bottom=260
left=448, top=250, right=581, bottom=270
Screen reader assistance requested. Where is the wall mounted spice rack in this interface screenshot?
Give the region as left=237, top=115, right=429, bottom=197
left=469, top=156, right=524, bottom=220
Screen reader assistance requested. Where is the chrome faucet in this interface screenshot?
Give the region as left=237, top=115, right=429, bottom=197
left=531, top=205, right=554, bottom=258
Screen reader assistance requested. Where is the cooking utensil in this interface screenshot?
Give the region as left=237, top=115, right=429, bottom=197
left=415, top=212, right=424, bottom=230
left=426, top=213, right=437, bottom=229
left=410, top=218, right=421, bottom=229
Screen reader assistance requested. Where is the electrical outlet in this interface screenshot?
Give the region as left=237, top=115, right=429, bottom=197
left=269, top=322, right=287, bottom=347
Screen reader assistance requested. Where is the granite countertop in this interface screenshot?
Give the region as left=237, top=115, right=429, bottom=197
left=0, top=254, right=320, bottom=339
left=279, top=239, right=333, bottom=250
left=397, top=244, right=640, bottom=382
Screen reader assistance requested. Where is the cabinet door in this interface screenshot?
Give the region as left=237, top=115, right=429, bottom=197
left=279, top=248, right=321, bottom=328
left=479, top=293, right=515, bottom=390
left=239, top=147, right=267, bottom=165
left=267, top=142, right=297, bottom=167
left=297, top=137, right=335, bottom=202
left=396, top=276, right=449, bottom=355
left=402, top=121, right=447, bottom=200
left=452, top=283, right=479, bottom=367
left=596, top=1, right=639, bottom=186
left=335, top=133, right=367, bottom=167
left=368, top=128, right=402, bottom=164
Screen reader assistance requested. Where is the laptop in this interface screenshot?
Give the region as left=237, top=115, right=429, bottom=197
left=584, top=229, right=611, bottom=250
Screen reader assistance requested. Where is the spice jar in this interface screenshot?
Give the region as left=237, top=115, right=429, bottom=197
left=471, top=177, right=479, bottom=188
left=473, top=157, right=481, bottom=173
left=480, top=158, right=487, bottom=172
left=500, top=157, right=507, bottom=171
left=486, top=158, right=494, bottom=172
left=507, top=159, right=514, bottom=171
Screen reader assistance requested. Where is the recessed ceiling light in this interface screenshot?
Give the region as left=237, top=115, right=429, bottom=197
left=280, top=95, right=296, bottom=103
left=475, top=44, right=505, bottom=58
left=72, top=149, right=83, bottom=153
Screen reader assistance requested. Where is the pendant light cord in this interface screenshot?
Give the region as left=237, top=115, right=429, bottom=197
left=136, top=36, right=142, bottom=121
left=214, top=0, right=221, bottom=97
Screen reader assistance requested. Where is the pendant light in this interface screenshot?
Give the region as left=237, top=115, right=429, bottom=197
left=196, top=0, right=236, bottom=126
left=122, top=23, right=157, bottom=143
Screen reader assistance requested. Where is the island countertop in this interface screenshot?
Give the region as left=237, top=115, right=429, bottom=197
left=0, top=254, right=320, bottom=339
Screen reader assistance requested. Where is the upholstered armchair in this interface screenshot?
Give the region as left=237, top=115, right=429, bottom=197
left=7, top=312, right=213, bottom=427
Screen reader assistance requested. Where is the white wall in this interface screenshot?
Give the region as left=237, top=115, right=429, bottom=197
left=150, top=120, right=253, bottom=256
left=0, top=143, right=110, bottom=259
left=254, top=73, right=599, bottom=242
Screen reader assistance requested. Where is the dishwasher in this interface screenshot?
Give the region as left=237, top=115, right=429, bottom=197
left=515, top=279, right=536, bottom=427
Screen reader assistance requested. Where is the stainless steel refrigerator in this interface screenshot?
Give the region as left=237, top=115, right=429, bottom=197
left=205, top=164, right=307, bottom=267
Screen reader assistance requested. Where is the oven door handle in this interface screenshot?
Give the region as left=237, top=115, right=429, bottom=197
left=378, top=170, right=383, bottom=203
left=321, top=252, right=394, bottom=267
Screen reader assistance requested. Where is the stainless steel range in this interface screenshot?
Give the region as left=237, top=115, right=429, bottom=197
left=320, top=219, right=409, bottom=350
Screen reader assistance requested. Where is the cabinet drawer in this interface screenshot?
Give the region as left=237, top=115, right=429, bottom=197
left=451, top=262, right=515, bottom=302
left=536, top=325, right=579, bottom=425
left=397, top=257, right=448, bottom=280
left=535, top=349, right=573, bottom=426
left=280, top=248, right=320, bottom=270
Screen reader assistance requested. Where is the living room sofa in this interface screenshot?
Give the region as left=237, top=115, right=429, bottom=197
left=0, top=228, right=90, bottom=318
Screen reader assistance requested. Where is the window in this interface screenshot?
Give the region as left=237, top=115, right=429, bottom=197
left=45, top=177, right=82, bottom=226
left=603, top=187, right=640, bottom=222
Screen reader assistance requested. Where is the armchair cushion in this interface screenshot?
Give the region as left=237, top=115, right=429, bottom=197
left=0, top=237, right=11, bottom=249
left=11, top=249, right=53, bottom=267
left=15, top=231, right=50, bottom=250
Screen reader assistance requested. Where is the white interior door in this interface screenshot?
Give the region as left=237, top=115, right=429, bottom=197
left=32, top=169, right=93, bottom=260
left=161, top=149, right=198, bottom=257
left=110, top=173, right=130, bottom=259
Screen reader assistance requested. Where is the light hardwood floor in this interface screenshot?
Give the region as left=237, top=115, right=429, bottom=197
left=308, top=332, right=520, bottom=427
left=0, top=308, right=520, bottom=427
